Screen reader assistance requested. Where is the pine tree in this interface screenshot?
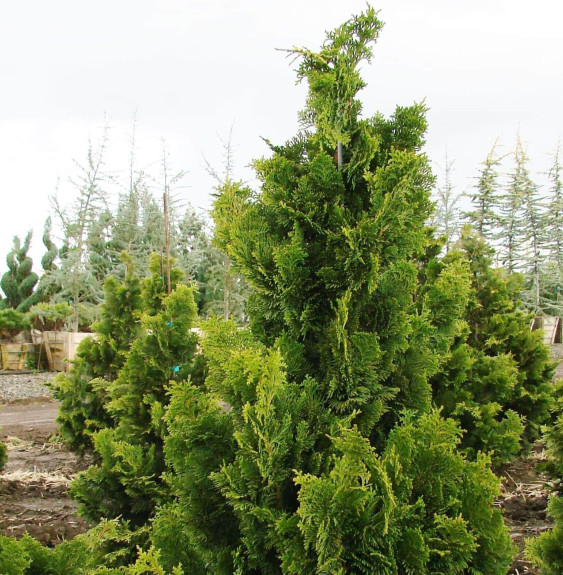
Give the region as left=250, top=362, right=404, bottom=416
left=0, top=231, right=39, bottom=312
left=151, top=9, right=513, bottom=573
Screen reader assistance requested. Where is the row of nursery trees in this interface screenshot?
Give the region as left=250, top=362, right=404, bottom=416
left=432, top=138, right=563, bottom=316
left=1, top=8, right=563, bottom=574
left=0, top=132, right=249, bottom=328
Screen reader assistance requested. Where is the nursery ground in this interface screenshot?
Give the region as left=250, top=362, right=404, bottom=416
left=0, top=373, right=90, bottom=545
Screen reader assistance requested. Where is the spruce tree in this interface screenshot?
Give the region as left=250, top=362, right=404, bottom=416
left=152, top=9, right=513, bottom=574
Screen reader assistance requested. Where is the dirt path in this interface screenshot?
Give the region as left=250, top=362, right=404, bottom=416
left=0, top=400, right=59, bottom=441
left=498, top=445, right=554, bottom=575
left=0, top=397, right=90, bottom=545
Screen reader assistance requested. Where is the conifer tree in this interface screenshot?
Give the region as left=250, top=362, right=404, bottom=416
left=49, top=132, right=111, bottom=330
left=71, top=255, right=200, bottom=525
left=465, top=141, right=502, bottom=245
left=546, top=141, right=563, bottom=269
left=431, top=151, right=460, bottom=252
left=26, top=217, right=61, bottom=305
left=498, top=136, right=545, bottom=293
left=431, top=228, right=554, bottom=464
left=540, top=142, right=563, bottom=315
left=0, top=231, right=39, bottom=312
left=52, top=253, right=144, bottom=453
left=526, top=384, right=563, bottom=573
left=515, top=140, right=545, bottom=313
left=152, top=9, right=513, bottom=574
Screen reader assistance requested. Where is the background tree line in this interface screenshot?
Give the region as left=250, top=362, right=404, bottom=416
left=0, top=126, right=249, bottom=326
left=432, top=137, right=563, bottom=317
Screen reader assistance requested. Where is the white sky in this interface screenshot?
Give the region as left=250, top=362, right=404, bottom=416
left=1, top=0, right=562, bottom=275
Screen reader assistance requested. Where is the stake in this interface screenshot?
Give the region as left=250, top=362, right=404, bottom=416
left=163, top=191, right=171, bottom=295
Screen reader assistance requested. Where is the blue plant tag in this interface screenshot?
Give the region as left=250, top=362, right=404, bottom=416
left=172, top=365, right=180, bottom=373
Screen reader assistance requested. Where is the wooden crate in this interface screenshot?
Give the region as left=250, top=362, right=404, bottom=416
left=43, top=331, right=92, bottom=372
left=0, top=343, right=28, bottom=370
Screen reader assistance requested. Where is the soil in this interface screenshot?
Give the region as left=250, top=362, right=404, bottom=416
left=0, top=398, right=91, bottom=546
left=498, top=444, right=556, bottom=575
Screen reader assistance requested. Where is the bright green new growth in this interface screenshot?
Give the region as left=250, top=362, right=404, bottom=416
left=152, top=8, right=513, bottom=574
left=0, top=520, right=182, bottom=575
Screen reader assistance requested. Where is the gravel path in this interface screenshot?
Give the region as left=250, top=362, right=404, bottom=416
left=0, top=372, right=56, bottom=403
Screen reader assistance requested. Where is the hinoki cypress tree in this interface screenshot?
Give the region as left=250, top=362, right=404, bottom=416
left=52, top=253, right=144, bottom=453
left=71, top=255, right=200, bottom=526
left=430, top=228, right=554, bottom=465
left=152, top=8, right=513, bottom=574
left=527, top=384, right=563, bottom=574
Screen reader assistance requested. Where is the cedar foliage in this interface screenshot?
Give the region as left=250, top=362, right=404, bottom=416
left=431, top=227, right=554, bottom=464
left=52, top=253, right=144, bottom=453
left=0, top=520, right=179, bottom=575
left=151, top=8, right=513, bottom=574
left=70, top=254, right=200, bottom=526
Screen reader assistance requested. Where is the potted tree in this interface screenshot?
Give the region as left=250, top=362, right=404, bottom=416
left=0, top=309, right=30, bottom=370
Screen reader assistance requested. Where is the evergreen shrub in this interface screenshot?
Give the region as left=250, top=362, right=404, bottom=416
left=151, top=9, right=514, bottom=574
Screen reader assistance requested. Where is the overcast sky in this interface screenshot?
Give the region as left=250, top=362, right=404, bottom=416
left=1, top=0, right=562, bottom=275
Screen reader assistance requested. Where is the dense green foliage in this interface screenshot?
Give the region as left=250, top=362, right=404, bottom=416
left=148, top=9, right=513, bottom=574
left=70, top=256, right=200, bottom=526
left=0, top=520, right=181, bottom=575
left=27, top=302, right=73, bottom=331
left=0, top=308, right=30, bottom=340
left=51, top=254, right=144, bottom=453
left=0, top=232, right=38, bottom=312
left=0, top=440, right=6, bottom=471
left=431, top=228, right=555, bottom=464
